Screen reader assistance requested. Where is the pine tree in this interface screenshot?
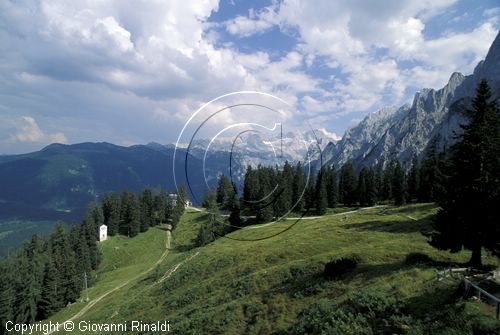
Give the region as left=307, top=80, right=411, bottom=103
left=216, top=175, right=235, bottom=210
left=37, top=258, right=61, bottom=319
left=430, top=80, right=500, bottom=266
left=153, top=191, right=168, bottom=226
left=170, top=186, right=187, bottom=230
left=243, top=166, right=259, bottom=212
left=392, top=161, right=407, bottom=206
left=0, top=259, right=14, bottom=333
left=381, top=161, right=394, bottom=201
left=139, top=188, right=154, bottom=232
left=102, top=193, right=120, bottom=235
left=228, top=192, right=242, bottom=228
left=256, top=167, right=275, bottom=223
left=325, top=165, right=338, bottom=208
left=357, top=167, right=376, bottom=206
left=418, top=140, right=446, bottom=202
left=49, top=224, right=81, bottom=305
left=374, top=163, right=384, bottom=201
left=291, top=162, right=306, bottom=212
left=315, top=170, right=328, bottom=215
left=339, top=162, right=357, bottom=206
left=120, top=191, right=141, bottom=237
left=274, top=162, right=293, bottom=217
left=408, top=154, right=420, bottom=202
left=196, top=194, right=221, bottom=246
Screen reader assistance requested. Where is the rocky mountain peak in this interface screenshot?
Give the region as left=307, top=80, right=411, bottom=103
left=319, top=30, right=500, bottom=171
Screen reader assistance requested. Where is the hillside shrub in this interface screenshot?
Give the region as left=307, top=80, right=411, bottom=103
left=324, top=256, right=359, bottom=280
left=290, top=298, right=372, bottom=335
left=404, top=252, right=434, bottom=266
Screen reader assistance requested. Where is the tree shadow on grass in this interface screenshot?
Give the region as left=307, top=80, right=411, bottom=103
left=342, top=217, right=432, bottom=234
left=385, top=203, right=436, bottom=215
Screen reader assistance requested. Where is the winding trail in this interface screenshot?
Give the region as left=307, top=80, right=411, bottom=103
left=245, top=205, right=387, bottom=229
left=46, top=227, right=172, bottom=334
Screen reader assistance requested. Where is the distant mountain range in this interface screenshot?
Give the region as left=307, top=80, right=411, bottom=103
left=0, top=142, right=207, bottom=221
left=0, top=128, right=337, bottom=221
left=320, top=31, right=500, bottom=171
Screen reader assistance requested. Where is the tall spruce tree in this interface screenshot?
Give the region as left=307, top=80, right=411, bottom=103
left=408, top=154, right=420, bottom=202
left=274, top=162, right=293, bottom=217
left=358, top=167, right=376, bottom=206
left=315, top=170, right=328, bottom=215
left=37, top=258, right=61, bottom=319
left=0, top=259, right=14, bottom=333
left=102, top=193, right=120, bottom=235
left=256, top=166, right=275, bottom=223
left=392, top=161, right=407, bottom=206
left=339, top=162, right=357, bottom=206
left=325, top=165, right=338, bottom=208
left=228, top=192, right=242, bottom=228
left=291, top=162, right=306, bottom=212
left=430, top=80, right=500, bottom=266
left=216, top=174, right=235, bottom=210
left=418, top=140, right=446, bottom=202
left=139, top=188, right=154, bottom=232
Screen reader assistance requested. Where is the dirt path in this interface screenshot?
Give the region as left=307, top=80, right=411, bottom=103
left=46, top=227, right=172, bottom=334
left=155, top=251, right=200, bottom=285
left=245, top=205, right=387, bottom=229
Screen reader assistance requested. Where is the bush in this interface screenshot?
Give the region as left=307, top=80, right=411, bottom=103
left=324, top=256, right=359, bottom=280
left=404, top=252, right=435, bottom=266
left=290, top=299, right=373, bottom=335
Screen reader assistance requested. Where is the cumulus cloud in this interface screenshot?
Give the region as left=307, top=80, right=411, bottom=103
left=225, top=6, right=279, bottom=37
left=0, top=0, right=498, bottom=154
left=10, top=116, right=67, bottom=144
left=223, top=0, right=498, bottom=115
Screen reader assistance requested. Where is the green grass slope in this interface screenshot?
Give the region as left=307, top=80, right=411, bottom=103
left=37, top=204, right=500, bottom=334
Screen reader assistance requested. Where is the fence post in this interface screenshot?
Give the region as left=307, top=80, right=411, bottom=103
left=496, top=302, right=499, bottom=320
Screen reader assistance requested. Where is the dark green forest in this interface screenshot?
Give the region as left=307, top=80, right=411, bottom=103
left=0, top=187, right=186, bottom=333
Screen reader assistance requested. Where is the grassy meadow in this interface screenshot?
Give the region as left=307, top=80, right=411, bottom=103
left=36, top=204, right=500, bottom=334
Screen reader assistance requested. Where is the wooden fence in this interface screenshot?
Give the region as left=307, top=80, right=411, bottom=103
left=463, top=278, right=500, bottom=320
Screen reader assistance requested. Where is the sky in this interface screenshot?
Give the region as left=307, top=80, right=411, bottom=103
left=0, top=0, right=499, bottom=154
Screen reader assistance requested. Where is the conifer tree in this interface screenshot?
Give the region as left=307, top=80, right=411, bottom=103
left=274, top=162, right=293, bottom=217
left=357, top=167, right=376, bottom=206
left=216, top=175, right=235, bottom=210
left=196, top=193, right=221, bottom=246
left=256, top=166, right=274, bottom=223
left=228, top=192, right=242, bottom=228
left=153, top=191, right=168, bottom=226
left=291, top=162, right=306, bottom=212
left=392, top=161, right=407, bottom=206
left=408, top=154, right=420, bottom=202
left=381, top=161, right=394, bottom=201
left=102, top=193, right=120, bottom=235
left=37, top=258, right=61, bottom=319
left=315, top=170, right=328, bottom=215
left=339, top=162, right=357, bottom=206
left=0, top=260, right=14, bottom=332
left=430, top=80, right=500, bottom=266
left=140, top=188, right=154, bottom=232
left=120, top=191, right=141, bottom=237
left=325, top=165, right=338, bottom=208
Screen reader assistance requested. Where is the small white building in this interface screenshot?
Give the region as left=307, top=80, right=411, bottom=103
left=99, top=224, right=108, bottom=242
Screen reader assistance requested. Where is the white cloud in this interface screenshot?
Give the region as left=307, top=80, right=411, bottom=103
left=10, top=116, right=67, bottom=144
left=0, top=0, right=498, bottom=154
left=225, top=6, right=279, bottom=37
